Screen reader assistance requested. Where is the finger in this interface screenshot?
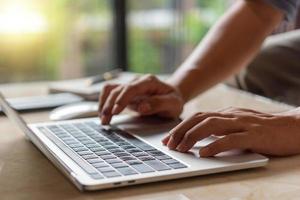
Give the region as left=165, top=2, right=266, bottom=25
left=111, top=75, right=172, bottom=115
left=98, top=84, right=119, bottom=114
left=176, top=117, right=245, bottom=152
left=101, top=86, right=123, bottom=124
left=166, top=112, right=233, bottom=150
left=162, top=114, right=200, bottom=146
left=137, top=94, right=182, bottom=118
left=200, top=132, right=250, bottom=157
left=165, top=115, right=201, bottom=150
left=126, top=95, right=150, bottom=112
left=219, top=107, right=271, bottom=117
left=162, top=134, right=171, bottom=145
left=218, top=107, right=258, bottom=114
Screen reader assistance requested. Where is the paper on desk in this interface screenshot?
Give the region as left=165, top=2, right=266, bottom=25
left=48, top=72, right=137, bottom=100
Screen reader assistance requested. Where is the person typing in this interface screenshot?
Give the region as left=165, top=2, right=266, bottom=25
left=99, top=0, right=300, bottom=157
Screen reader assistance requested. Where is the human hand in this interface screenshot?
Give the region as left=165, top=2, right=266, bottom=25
left=99, top=75, right=184, bottom=125
left=162, top=107, right=300, bottom=157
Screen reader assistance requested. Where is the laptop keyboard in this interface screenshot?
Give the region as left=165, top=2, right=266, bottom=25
left=38, top=121, right=187, bottom=180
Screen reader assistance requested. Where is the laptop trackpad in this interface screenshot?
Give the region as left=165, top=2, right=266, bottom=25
left=191, top=136, right=246, bottom=158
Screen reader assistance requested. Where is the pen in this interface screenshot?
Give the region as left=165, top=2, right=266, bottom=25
left=86, top=69, right=122, bottom=86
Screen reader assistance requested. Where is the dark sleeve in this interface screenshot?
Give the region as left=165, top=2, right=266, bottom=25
left=263, top=0, right=300, bottom=21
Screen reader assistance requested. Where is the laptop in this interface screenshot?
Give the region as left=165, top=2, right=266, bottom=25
left=0, top=92, right=268, bottom=191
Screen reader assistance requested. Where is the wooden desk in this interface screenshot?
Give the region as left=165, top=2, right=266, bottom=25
left=1, top=82, right=299, bottom=200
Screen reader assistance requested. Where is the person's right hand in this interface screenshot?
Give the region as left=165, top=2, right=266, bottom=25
left=98, top=74, right=184, bottom=125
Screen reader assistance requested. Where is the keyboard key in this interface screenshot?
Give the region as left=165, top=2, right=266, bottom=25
left=127, top=148, right=142, bottom=153
left=138, top=156, right=155, bottom=161
left=116, top=142, right=130, bottom=146
left=76, top=137, right=89, bottom=141
left=104, top=145, right=119, bottom=150
left=77, top=151, right=93, bottom=156
left=109, top=149, right=124, bottom=153
left=90, top=173, right=104, bottom=180
left=116, top=167, right=138, bottom=176
left=92, top=162, right=109, bottom=168
left=87, top=158, right=104, bottom=164
left=147, top=150, right=165, bottom=157
left=155, top=155, right=172, bottom=160
left=97, top=167, right=115, bottom=173
left=68, top=143, right=82, bottom=148
left=82, top=154, right=98, bottom=160
left=114, top=152, right=130, bottom=157
left=100, top=142, right=114, bottom=146
left=106, top=159, right=122, bottom=164
left=120, top=156, right=136, bottom=161
left=85, top=144, right=99, bottom=148
left=90, top=147, right=105, bottom=152
left=72, top=147, right=88, bottom=152
left=95, top=151, right=111, bottom=156
left=81, top=141, right=95, bottom=145
left=101, top=155, right=116, bottom=160
left=168, top=163, right=187, bottom=169
left=94, top=138, right=109, bottom=143
left=122, top=145, right=136, bottom=150
left=111, top=163, right=128, bottom=168
left=56, top=133, right=68, bottom=137
left=126, top=160, right=143, bottom=165
left=102, top=171, right=121, bottom=178
left=130, top=142, right=156, bottom=151
left=144, top=160, right=171, bottom=171
left=62, top=138, right=76, bottom=143
left=131, top=164, right=155, bottom=173
left=161, top=159, right=180, bottom=165
left=132, top=152, right=148, bottom=157
left=59, top=135, right=71, bottom=140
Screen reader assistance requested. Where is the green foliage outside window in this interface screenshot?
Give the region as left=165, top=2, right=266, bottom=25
left=0, top=0, right=226, bottom=83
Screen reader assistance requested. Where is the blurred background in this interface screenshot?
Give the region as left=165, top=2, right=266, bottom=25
left=0, top=0, right=229, bottom=83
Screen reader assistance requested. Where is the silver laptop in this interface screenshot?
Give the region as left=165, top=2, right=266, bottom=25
left=0, top=92, right=268, bottom=191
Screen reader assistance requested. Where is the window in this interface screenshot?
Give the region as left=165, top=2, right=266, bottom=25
left=0, top=0, right=227, bottom=83
left=128, top=0, right=227, bottom=74
left=0, top=0, right=114, bottom=83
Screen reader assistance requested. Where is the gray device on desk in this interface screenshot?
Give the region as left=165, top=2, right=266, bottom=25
left=0, top=93, right=83, bottom=113
left=0, top=92, right=268, bottom=191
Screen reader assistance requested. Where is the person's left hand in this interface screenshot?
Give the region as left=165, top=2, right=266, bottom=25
left=162, top=107, right=300, bottom=157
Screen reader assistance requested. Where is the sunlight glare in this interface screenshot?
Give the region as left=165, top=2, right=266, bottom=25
left=0, top=3, right=47, bottom=34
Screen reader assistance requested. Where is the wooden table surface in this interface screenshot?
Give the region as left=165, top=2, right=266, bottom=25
left=1, top=81, right=300, bottom=200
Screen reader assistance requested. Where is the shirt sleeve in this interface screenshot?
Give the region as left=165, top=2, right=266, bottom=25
left=263, top=0, right=300, bottom=21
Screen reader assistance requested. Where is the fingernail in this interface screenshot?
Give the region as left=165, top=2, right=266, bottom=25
left=112, top=104, right=122, bottom=115
left=101, top=116, right=109, bottom=125
left=101, top=109, right=109, bottom=117
left=167, top=138, right=177, bottom=150
left=161, top=138, right=168, bottom=145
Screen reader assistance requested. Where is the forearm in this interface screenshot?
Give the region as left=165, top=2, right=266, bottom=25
left=168, top=0, right=283, bottom=102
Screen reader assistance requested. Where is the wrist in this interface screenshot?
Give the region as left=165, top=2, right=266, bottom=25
left=166, top=79, right=188, bottom=103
